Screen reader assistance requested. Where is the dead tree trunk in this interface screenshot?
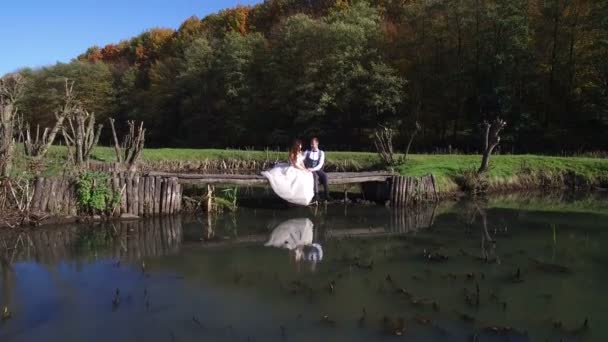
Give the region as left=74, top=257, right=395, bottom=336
left=478, top=118, right=506, bottom=174
left=61, top=108, right=102, bottom=167
left=109, top=119, right=146, bottom=174
left=0, top=74, right=25, bottom=177
left=24, top=79, right=76, bottom=159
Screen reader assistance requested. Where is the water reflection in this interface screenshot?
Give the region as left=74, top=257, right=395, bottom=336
left=0, top=216, right=182, bottom=264
left=265, top=218, right=323, bottom=269
left=1, top=193, right=608, bottom=342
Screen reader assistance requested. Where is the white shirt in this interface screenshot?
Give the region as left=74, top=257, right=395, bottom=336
left=304, top=149, right=325, bottom=172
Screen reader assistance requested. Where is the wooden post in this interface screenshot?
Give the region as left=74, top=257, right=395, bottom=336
left=142, top=176, right=148, bottom=216
left=430, top=174, right=438, bottom=201
left=39, top=178, right=51, bottom=212
left=133, top=176, right=140, bottom=216
left=206, top=184, right=213, bottom=214
left=160, top=178, right=167, bottom=215
left=126, top=176, right=133, bottom=214
left=171, top=178, right=178, bottom=214
left=31, top=177, right=43, bottom=212
left=175, top=183, right=181, bottom=212
left=150, top=176, right=157, bottom=216
left=165, top=178, right=172, bottom=214
left=154, top=176, right=162, bottom=215
left=396, top=176, right=403, bottom=207
left=166, top=178, right=173, bottom=214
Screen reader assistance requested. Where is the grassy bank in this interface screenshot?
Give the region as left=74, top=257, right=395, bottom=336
left=13, top=146, right=608, bottom=194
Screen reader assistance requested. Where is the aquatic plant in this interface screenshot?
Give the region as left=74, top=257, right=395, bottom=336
left=75, top=171, right=120, bottom=215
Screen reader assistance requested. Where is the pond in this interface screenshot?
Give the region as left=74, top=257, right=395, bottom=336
left=1, top=193, right=607, bottom=341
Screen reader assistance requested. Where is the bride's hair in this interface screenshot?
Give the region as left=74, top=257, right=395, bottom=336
left=289, top=139, right=303, bottom=163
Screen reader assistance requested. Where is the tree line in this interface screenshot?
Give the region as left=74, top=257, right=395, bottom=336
left=9, top=0, right=608, bottom=153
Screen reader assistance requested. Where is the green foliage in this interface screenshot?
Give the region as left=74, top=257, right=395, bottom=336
left=219, top=187, right=239, bottom=211
left=19, top=61, right=115, bottom=127
left=75, top=172, right=120, bottom=215
left=7, top=0, right=608, bottom=151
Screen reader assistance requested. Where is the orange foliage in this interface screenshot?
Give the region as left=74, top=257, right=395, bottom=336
left=100, top=44, right=122, bottom=61
left=148, top=28, right=175, bottom=51
left=80, top=46, right=103, bottom=63
left=178, top=16, right=205, bottom=38
left=222, top=5, right=252, bottom=35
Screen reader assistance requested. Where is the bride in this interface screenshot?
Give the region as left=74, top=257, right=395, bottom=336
left=261, top=140, right=315, bottom=205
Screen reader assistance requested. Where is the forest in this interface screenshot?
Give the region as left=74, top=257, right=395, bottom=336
left=10, top=0, right=608, bottom=153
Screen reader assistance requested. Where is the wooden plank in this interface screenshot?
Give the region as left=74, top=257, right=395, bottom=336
left=144, top=171, right=395, bottom=186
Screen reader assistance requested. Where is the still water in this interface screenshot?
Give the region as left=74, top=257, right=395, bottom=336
left=1, top=194, right=607, bottom=341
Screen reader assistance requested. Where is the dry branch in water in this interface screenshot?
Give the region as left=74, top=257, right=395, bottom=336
left=109, top=118, right=146, bottom=174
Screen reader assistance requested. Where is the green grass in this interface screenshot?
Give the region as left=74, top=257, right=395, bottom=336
left=88, top=146, right=382, bottom=166
left=13, top=146, right=608, bottom=194
left=397, top=154, right=608, bottom=192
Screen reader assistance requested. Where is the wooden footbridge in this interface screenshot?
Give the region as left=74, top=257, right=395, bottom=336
left=27, top=171, right=439, bottom=221
left=144, top=171, right=396, bottom=185
left=145, top=170, right=439, bottom=207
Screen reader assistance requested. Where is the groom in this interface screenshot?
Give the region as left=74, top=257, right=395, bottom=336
left=304, top=137, right=330, bottom=201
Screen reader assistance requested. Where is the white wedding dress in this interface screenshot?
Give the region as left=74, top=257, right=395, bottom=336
left=265, top=218, right=324, bottom=266
left=261, top=154, right=315, bottom=205
left=264, top=218, right=314, bottom=249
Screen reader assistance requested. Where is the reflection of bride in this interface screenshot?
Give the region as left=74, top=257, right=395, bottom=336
left=261, top=140, right=315, bottom=206
left=265, top=218, right=323, bottom=265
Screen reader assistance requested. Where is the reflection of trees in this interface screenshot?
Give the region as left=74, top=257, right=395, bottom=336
left=460, top=200, right=501, bottom=264
left=0, top=216, right=183, bottom=263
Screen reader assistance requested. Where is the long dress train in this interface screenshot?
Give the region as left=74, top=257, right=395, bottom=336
left=261, top=154, right=314, bottom=205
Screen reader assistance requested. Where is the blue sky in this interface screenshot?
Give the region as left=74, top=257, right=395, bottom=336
left=0, top=0, right=262, bottom=75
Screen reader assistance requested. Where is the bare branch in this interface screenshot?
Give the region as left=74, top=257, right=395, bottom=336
left=0, top=74, right=26, bottom=177
left=109, top=119, right=146, bottom=174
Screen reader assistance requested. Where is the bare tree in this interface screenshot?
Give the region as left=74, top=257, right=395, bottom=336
left=0, top=74, right=26, bottom=177
left=373, top=124, right=397, bottom=165
left=478, top=118, right=506, bottom=174
left=109, top=118, right=146, bottom=174
left=61, top=108, right=103, bottom=167
left=403, top=121, right=422, bottom=160
left=24, top=79, right=77, bottom=159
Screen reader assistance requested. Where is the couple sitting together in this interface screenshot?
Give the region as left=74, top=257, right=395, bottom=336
left=262, top=137, right=331, bottom=206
